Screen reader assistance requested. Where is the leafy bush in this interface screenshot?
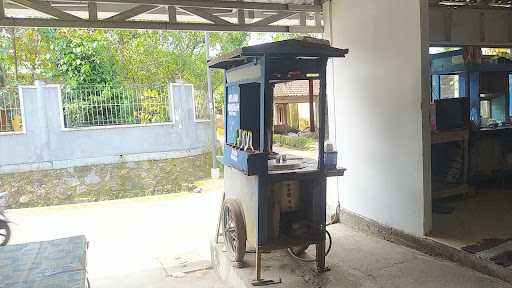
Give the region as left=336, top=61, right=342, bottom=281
left=273, top=134, right=316, bottom=151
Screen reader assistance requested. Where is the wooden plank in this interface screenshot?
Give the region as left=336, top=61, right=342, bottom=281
left=309, top=79, right=315, bottom=132
left=480, top=11, right=486, bottom=43
left=179, top=6, right=232, bottom=25
left=0, top=17, right=295, bottom=32
left=49, top=0, right=322, bottom=12
left=0, top=0, right=5, bottom=19
left=88, top=1, right=97, bottom=21
left=509, top=12, right=512, bottom=42
left=252, top=11, right=295, bottom=26
left=314, top=12, right=321, bottom=27
left=104, top=4, right=158, bottom=21
left=299, top=11, right=306, bottom=26
left=431, top=129, right=469, bottom=144
left=168, top=5, right=176, bottom=23
left=432, top=184, right=469, bottom=200
left=444, top=8, right=452, bottom=42
left=9, top=0, right=83, bottom=20
left=274, top=95, right=316, bottom=104
left=237, top=8, right=244, bottom=25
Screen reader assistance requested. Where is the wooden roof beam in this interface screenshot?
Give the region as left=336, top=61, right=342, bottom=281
left=179, top=6, right=232, bottom=25
left=9, top=0, right=83, bottom=20
left=104, top=4, right=158, bottom=21
left=0, top=0, right=5, bottom=18
left=252, top=11, right=295, bottom=26
left=38, top=0, right=322, bottom=12
left=88, top=1, right=97, bottom=20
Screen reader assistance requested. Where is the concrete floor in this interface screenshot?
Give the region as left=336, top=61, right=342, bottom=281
left=5, top=178, right=511, bottom=288
left=6, top=179, right=225, bottom=288
left=215, top=224, right=512, bottom=288
left=431, top=186, right=512, bottom=249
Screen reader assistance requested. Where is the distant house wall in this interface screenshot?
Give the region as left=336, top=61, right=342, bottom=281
left=0, top=82, right=211, bottom=174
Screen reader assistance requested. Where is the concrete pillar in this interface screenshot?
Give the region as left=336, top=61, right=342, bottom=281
left=34, top=81, right=51, bottom=163
left=324, top=0, right=431, bottom=236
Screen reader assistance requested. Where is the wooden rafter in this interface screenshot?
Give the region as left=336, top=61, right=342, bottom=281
left=0, top=0, right=5, bottom=18
left=88, top=1, right=97, bottom=20
left=431, top=0, right=512, bottom=8
left=252, top=11, right=295, bottom=26
left=168, top=5, right=176, bottom=23
left=104, top=4, right=158, bottom=21
left=179, top=6, right=232, bottom=25
left=0, top=17, right=295, bottom=31
left=477, top=0, right=492, bottom=5
left=42, top=0, right=322, bottom=12
left=9, top=0, right=82, bottom=20
left=237, top=8, right=244, bottom=24
left=0, top=0, right=324, bottom=32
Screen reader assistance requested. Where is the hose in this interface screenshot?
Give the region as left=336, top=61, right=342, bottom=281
left=287, top=229, right=332, bottom=262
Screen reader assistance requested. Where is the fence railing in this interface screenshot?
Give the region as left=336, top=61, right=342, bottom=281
left=61, top=84, right=173, bottom=129
left=0, top=87, right=23, bottom=133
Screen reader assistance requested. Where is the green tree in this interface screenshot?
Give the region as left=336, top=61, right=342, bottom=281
left=15, top=28, right=50, bottom=83
left=47, top=29, right=118, bottom=87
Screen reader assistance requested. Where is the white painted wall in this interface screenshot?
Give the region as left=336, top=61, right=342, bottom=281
left=324, top=0, right=430, bottom=236
left=0, top=83, right=211, bottom=174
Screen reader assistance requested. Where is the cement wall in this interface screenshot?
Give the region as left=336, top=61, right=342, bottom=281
left=325, top=0, right=430, bottom=236
left=0, top=82, right=211, bottom=173
left=1, top=153, right=211, bottom=208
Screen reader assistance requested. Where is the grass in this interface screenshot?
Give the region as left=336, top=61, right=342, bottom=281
left=216, top=128, right=316, bottom=151
left=273, top=134, right=316, bottom=150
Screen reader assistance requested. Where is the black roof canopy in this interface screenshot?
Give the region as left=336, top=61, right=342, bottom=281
left=208, top=37, right=349, bottom=69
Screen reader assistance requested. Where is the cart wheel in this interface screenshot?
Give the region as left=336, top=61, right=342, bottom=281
left=289, top=244, right=309, bottom=256
left=0, top=220, right=11, bottom=246
left=288, top=230, right=333, bottom=262
left=222, top=199, right=246, bottom=264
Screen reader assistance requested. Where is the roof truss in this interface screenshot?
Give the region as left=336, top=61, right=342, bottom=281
left=0, top=0, right=323, bottom=32
left=430, top=0, right=512, bottom=9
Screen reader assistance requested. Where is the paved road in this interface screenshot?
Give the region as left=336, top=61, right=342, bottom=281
left=6, top=179, right=226, bottom=288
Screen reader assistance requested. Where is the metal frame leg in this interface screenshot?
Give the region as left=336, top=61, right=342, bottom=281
left=256, top=246, right=262, bottom=281
left=215, top=192, right=226, bottom=243
left=316, top=239, right=330, bottom=273
left=250, top=246, right=281, bottom=286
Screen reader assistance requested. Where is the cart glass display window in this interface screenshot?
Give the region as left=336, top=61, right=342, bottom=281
left=270, top=75, right=322, bottom=171
left=440, top=75, right=460, bottom=99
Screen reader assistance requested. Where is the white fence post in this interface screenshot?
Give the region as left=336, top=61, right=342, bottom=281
left=168, top=82, right=176, bottom=124
left=34, top=80, right=51, bottom=163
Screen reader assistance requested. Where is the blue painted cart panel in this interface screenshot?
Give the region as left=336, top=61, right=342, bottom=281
left=223, top=144, right=267, bottom=176
left=226, top=85, right=241, bottom=145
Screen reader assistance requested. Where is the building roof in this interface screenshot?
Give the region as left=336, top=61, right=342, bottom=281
left=273, top=80, right=319, bottom=98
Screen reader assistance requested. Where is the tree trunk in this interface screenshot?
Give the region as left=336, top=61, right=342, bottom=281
left=0, top=64, right=5, bottom=87
left=10, top=27, right=18, bottom=82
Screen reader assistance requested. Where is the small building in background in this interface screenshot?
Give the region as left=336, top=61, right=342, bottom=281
left=273, top=79, right=319, bottom=134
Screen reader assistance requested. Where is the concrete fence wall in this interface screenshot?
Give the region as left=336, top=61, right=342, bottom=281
left=0, top=82, right=211, bottom=174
